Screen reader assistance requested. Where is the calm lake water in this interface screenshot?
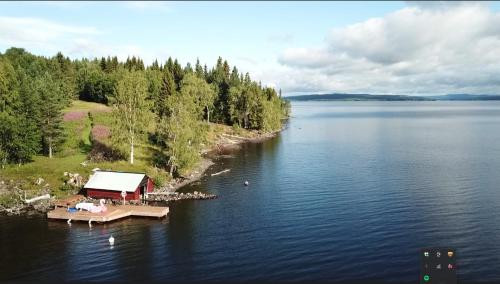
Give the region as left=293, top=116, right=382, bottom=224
left=2, top=101, right=500, bottom=283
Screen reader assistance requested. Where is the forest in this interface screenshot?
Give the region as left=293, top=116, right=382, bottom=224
left=0, top=47, right=290, bottom=179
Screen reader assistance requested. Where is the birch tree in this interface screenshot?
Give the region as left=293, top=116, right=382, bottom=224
left=112, top=70, right=150, bottom=164
left=180, top=73, right=216, bottom=123
left=157, top=92, right=204, bottom=176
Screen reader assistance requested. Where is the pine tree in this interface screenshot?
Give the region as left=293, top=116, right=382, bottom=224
left=223, top=60, right=230, bottom=81
left=195, top=58, right=204, bottom=78
left=184, top=62, right=193, bottom=74
left=111, top=56, right=119, bottom=71
left=156, top=68, right=176, bottom=117
left=229, top=66, right=240, bottom=87
left=100, top=57, right=106, bottom=71
left=165, top=57, right=174, bottom=74
left=151, top=59, right=160, bottom=71
left=203, top=64, right=208, bottom=79
left=37, top=72, right=64, bottom=158
left=173, top=59, right=184, bottom=88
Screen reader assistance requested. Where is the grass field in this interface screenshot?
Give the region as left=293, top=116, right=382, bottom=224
left=0, top=100, right=261, bottom=205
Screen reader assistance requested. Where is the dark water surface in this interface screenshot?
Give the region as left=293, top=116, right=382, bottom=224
left=2, top=101, right=500, bottom=282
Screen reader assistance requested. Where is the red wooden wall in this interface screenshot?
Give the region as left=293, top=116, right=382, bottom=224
left=86, top=177, right=154, bottom=200
left=86, top=188, right=139, bottom=200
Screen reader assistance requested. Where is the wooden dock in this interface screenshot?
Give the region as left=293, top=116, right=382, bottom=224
left=47, top=204, right=169, bottom=223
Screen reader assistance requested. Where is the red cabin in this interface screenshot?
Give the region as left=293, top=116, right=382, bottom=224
left=84, top=170, right=154, bottom=201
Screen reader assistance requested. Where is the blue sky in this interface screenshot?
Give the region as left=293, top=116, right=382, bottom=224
left=2, top=1, right=500, bottom=95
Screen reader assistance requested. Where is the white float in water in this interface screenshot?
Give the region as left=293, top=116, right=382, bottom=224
left=109, top=235, right=115, bottom=245
left=244, top=180, right=249, bottom=186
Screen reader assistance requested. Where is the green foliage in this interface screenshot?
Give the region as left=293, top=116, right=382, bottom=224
left=37, top=72, right=66, bottom=158
left=180, top=73, right=216, bottom=122
left=111, top=70, right=151, bottom=164
left=0, top=55, right=41, bottom=164
left=147, top=167, right=171, bottom=187
left=76, top=62, right=115, bottom=104
left=157, top=91, right=206, bottom=176
left=0, top=46, right=290, bottom=182
left=154, top=68, right=177, bottom=117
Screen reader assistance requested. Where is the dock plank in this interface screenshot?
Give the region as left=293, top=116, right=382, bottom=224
left=47, top=204, right=169, bottom=223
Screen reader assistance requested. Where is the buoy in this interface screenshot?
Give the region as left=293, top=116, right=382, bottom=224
left=109, top=235, right=115, bottom=245
left=88, top=219, right=92, bottom=228
left=67, top=219, right=71, bottom=224
left=244, top=180, right=249, bottom=186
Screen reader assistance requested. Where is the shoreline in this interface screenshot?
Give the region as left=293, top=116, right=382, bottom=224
left=156, top=127, right=283, bottom=193
left=0, top=127, right=284, bottom=215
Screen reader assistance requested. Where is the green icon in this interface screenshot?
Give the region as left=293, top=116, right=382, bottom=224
left=423, top=275, right=430, bottom=282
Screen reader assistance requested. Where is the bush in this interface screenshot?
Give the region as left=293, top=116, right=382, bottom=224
left=60, top=183, right=74, bottom=192
left=146, top=167, right=170, bottom=188
left=153, top=174, right=168, bottom=187
left=88, top=140, right=125, bottom=162
left=0, top=193, right=21, bottom=208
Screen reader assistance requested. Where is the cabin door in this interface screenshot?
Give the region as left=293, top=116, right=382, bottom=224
left=140, top=185, right=147, bottom=201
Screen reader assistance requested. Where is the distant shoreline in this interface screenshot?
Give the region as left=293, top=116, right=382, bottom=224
left=286, top=93, right=500, bottom=102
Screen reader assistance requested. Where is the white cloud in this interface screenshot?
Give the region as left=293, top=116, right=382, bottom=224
left=0, top=16, right=107, bottom=60
left=277, top=2, right=500, bottom=95
left=0, top=16, right=157, bottom=64
left=0, top=16, right=99, bottom=45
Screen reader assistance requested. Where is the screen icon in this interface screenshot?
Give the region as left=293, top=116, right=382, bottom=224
left=421, top=248, right=457, bottom=284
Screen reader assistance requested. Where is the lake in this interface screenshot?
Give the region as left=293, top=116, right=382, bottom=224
left=2, top=101, right=500, bottom=283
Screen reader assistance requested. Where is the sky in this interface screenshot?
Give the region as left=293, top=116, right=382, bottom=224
left=1, top=1, right=500, bottom=96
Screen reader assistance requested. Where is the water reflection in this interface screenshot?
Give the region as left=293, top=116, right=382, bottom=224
left=3, top=102, right=500, bottom=282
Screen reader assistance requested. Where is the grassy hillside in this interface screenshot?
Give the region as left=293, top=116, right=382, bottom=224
left=0, top=100, right=264, bottom=206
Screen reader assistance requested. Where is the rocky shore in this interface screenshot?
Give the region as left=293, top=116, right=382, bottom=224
left=146, top=191, right=217, bottom=202
left=154, top=128, right=282, bottom=194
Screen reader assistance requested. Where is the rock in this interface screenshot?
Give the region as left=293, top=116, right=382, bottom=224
left=35, top=177, right=44, bottom=185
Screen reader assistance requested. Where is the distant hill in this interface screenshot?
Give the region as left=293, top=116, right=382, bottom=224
left=286, top=93, right=500, bottom=101
left=286, top=93, right=434, bottom=101
left=430, top=94, right=500, bottom=100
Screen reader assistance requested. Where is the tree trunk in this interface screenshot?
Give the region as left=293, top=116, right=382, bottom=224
left=206, top=105, right=210, bottom=123
left=169, top=163, right=175, bottom=176
left=49, top=139, right=53, bottom=159
left=130, top=143, right=134, bottom=164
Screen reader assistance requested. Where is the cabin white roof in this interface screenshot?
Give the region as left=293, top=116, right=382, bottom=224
left=84, top=171, right=146, bottom=192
